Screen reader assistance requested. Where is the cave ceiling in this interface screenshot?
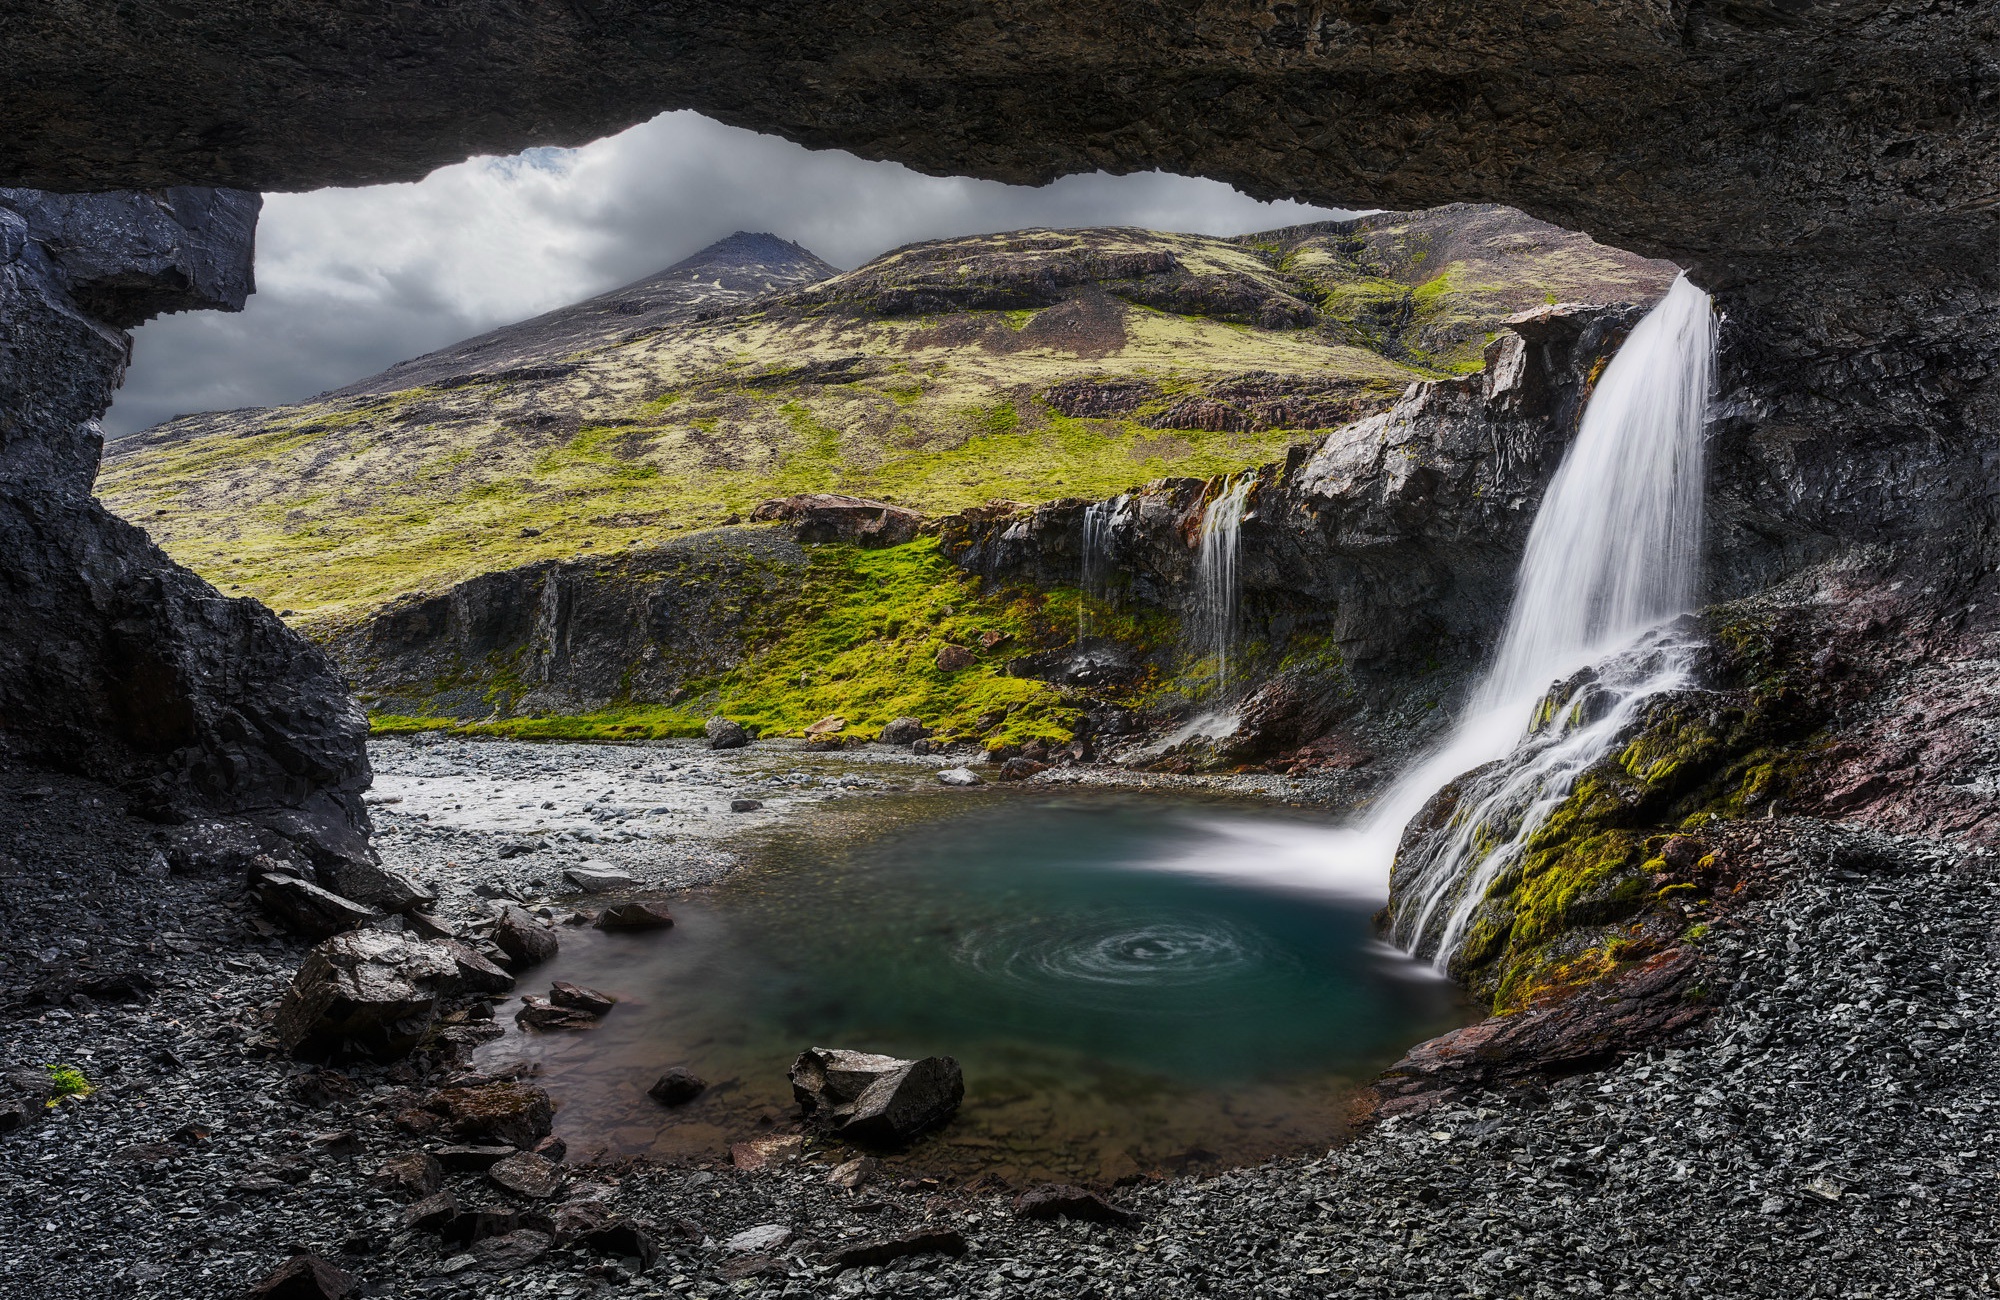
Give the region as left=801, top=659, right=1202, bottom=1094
left=3, top=1, right=1995, bottom=287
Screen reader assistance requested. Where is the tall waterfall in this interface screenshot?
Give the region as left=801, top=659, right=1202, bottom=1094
left=1387, top=273, right=1717, bottom=963
left=1192, top=476, right=1252, bottom=697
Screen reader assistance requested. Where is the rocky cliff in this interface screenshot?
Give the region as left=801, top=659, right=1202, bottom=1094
left=0, top=188, right=374, bottom=868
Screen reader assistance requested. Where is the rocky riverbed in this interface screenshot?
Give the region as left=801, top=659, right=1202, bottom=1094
left=0, top=740, right=1992, bottom=1299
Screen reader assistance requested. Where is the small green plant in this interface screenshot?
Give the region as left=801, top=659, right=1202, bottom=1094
left=45, top=1064, right=90, bottom=1102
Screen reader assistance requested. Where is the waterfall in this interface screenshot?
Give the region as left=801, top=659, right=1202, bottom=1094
left=1078, top=495, right=1123, bottom=642
left=1385, top=273, right=1717, bottom=963
left=1192, top=476, right=1252, bottom=697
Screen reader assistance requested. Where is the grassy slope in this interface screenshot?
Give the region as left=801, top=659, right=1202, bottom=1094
left=99, top=212, right=1672, bottom=635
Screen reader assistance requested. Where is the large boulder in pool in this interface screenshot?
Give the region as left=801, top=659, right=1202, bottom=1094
left=788, top=1047, right=963, bottom=1147
left=273, top=929, right=464, bottom=1060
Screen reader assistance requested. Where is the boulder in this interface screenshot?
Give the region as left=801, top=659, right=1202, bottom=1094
left=402, top=1189, right=460, bottom=1232
left=548, top=982, right=616, bottom=1016
left=272, top=930, right=463, bottom=1060
left=998, top=757, right=1048, bottom=782
left=936, top=767, right=981, bottom=787
left=317, top=855, right=435, bottom=914
left=487, top=1150, right=563, bottom=1199
left=429, top=1081, right=555, bottom=1148
left=372, top=1151, right=444, bottom=1198
left=877, top=717, right=930, bottom=745
left=255, top=873, right=382, bottom=939
left=704, top=717, right=749, bottom=750
left=646, top=1067, right=707, bottom=1106
left=492, top=906, right=559, bottom=968
left=730, top=798, right=764, bottom=812
left=749, top=493, right=923, bottom=548
left=788, top=1047, right=964, bottom=1146
left=1012, top=1183, right=1137, bottom=1227
left=593, top=901, right=674, bottom=931
left=935, top=644, right=975, bottom=671
left=472, top=1228, right=553, bottom=1270
left=247, top=1254, right=355, bottom=1300
left=563, top=862, right=636, bottom=893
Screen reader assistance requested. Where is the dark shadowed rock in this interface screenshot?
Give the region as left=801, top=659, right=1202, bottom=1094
left=593, top=901, right=674, bottom=931
left=998, top=757, right=1048, bottom=782
left=1013, top=1183, right=1137, bottom=1227
left=825, top=1227, right=967, bottom=1272
left=316, top=855, right=433, bottom=914
left=704, top=716, right=750, bottom=749
left=473, top=1228, right=553, bottom=1270
left=750, top=493, right=923, bottom=548
left=433, top=1145, right=518, bottom=1172
left=272, top=930, right=462, bottom=1060
left=789, top=1047, right=964, bottom=1146
left=402, top=1189, right=459, bottom=1232
left=515, top=996, right=599, bottom=1031
left=935, top=644, right=976, bottom=672
left=372, top=1151, right=443, bottom=1199
left=492, top=906, right=559, bottom=968
left=246, top=1253, right=354, bottom=1300
left=647, top=1067, right=708, bottom=1106
left=428, top=1081, right=555, bottom=1148
left=878, top=717, right=930, bottom=745
left=437, top=939, right=515, bottom=995
left=255, top=874, right=381, bottom=939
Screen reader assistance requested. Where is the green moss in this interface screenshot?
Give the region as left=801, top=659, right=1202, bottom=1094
left=45, top=1064, right=90, bottom=1102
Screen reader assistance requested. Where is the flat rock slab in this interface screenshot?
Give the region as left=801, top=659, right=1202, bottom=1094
left=730, top=1134, right=803, bottom=1170
left=487, top=1150, right=562, bottom=1199
left=937, top=767, right=982, bottom=786
left=516, top=995, right=600, bottom=1030
left=432, top=1145, right=518, bottom=1172
left=826, top=1228, right=968, bottom=1272
left=429, top=1081, right=555, bottom=1147
left=372, top=1151, right=443, bottom=1198
left=255, top=873, right=381, bottom=939
left=724, top=1223, right=793, bottom=1254
left=563, top=863, right=636, bottom=893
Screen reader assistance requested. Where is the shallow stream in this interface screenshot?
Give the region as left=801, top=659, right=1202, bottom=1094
left=476, top=790, right=1473, bottom=1185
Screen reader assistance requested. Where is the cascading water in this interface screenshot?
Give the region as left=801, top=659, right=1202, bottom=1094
left=1192, top=476, right=1252, bottom=698
left=1385, top=273, right=1718, bottom=964
left=1078, top=495, right=1123, bottom=642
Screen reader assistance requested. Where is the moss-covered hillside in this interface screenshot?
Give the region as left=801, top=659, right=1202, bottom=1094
left=99, top=204, right=1673, bottom=633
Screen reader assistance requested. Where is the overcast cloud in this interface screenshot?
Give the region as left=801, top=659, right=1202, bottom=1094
left=105, top=111, right=1352, bottom=437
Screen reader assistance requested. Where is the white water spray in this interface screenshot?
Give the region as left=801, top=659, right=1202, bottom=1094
left=1192, top=476, right=1252, bottom=698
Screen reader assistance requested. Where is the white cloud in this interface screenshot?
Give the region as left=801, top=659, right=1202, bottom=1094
left=105, top=111, right=1353, bottom=436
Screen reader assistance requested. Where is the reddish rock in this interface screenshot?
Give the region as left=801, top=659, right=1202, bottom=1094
left=825, top=1227, right=967, bottom=1272
left=647, top=1067, right=708, bottom=1106
left=731, top=1134, right=803, bottom=1170
left=998, top=757, right=1048, bottom=782
left=515, top=995, right=599, bottom=1030
left=428, top=1081, right=555, bottom=1147
left=402, top=1189, right=460, bottom=1232
left=934, top=644, right=975, bottom=672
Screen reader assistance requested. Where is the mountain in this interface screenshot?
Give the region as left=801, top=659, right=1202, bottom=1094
left=98, top=206, right=1674, bottom=629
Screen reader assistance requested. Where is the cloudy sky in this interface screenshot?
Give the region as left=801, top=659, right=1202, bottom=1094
left=106, top=112, right=1353, bottom=436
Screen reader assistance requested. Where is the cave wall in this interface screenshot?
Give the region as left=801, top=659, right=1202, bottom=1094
left=0, top=188, right=374, bottom=866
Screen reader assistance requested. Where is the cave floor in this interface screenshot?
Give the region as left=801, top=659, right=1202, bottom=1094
left=0, top=744, right=1992, bottom=1298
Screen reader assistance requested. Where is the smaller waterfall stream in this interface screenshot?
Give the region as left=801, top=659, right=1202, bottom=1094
left=1078, top=495, right=1123, bottom=642
left=1192, top=476, right=1252, bottom=698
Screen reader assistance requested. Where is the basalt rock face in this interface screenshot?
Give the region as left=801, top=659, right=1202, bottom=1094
left=941, top=301, right=1647, bottom=754
left=0, top=188, right=373, bottom=866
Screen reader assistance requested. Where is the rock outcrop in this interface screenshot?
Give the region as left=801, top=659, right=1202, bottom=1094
left=0, top=188, right=375, bottom=871
left=789, top=1046, right=965, bottom=1147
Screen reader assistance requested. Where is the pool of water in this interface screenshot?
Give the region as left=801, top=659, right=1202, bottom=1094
left=476, top=791, right=1474, bottom=1185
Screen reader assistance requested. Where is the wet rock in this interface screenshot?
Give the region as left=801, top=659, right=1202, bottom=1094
left=488, top=1150, right=563, bottom=1199
left=998, top=757, right=1048, bottom=781
left=549, top=981, right=616, bottom=1015
left=825, top=1227, right=968, bottom=1272
left=878, top=717, right=930, bottom=745
left=492, top=905, right=559, bottom=968
left=730, top=1134, right=803, bottom=1170
left=1012, top=1183, right=1137, bottom=1227
left=789, top=1046, right=965, bottom=1146
left=562, top=862, right=636, bottom=893
left=937, top=767, right=982, bottom=787
left=647, top=1067, right=708, bottom=1106
left=272, top=929, right=462, bottom=1060
left=255, top=872, right=383, bottom=938
left=429, top=1081, right=555, bottom=1147
left=247, top=1254, right=355, bottom=1299
left=704, top=717, right=749, bottom=750
left=729, top=798, right=764, bottom=812
left=593, top=901, right=674, bottom=931
left=935, top=644, right=976, bottom=671
left=372, top=1151, right=444, bottom=1198
left=437, top=939, right=515, bottom=994
left=750, top=493, right=923, bottom=548
left=515, top=995, right=599, bottom=1030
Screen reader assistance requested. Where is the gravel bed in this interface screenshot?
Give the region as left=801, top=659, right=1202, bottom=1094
left=0, top=741, right=1992, bottom=1299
